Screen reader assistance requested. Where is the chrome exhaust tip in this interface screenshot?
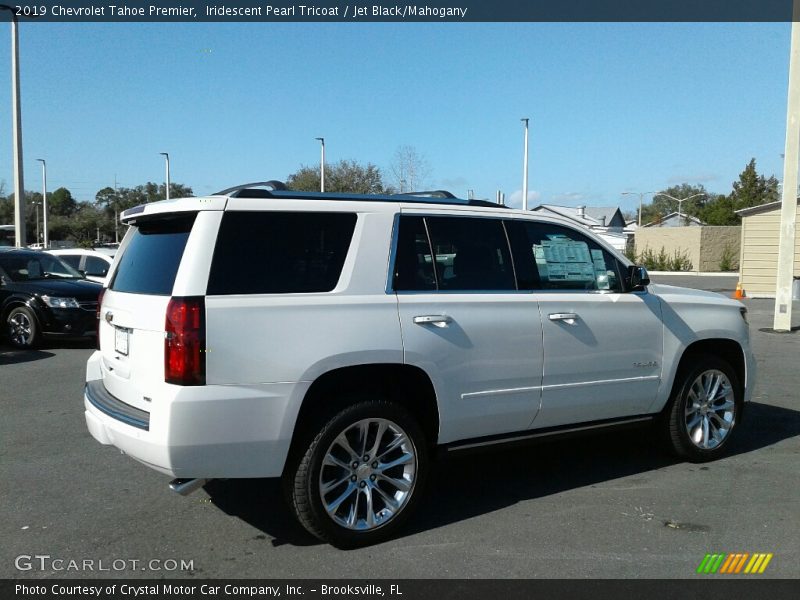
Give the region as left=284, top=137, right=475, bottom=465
left=169, top=478, right=209, bottom=496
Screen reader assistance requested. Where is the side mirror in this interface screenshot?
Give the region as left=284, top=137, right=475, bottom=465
left=628, top=265, right=650, bottom=290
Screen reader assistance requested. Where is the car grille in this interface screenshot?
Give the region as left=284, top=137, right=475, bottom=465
left=78, top=300, right=98, bottom=311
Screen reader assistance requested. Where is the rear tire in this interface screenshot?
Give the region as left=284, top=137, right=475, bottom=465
left=6, top=306, right=40, bottom=349
left=665, top=354, right=742, bottom=462
left=285, top=400, right=428, bottom=548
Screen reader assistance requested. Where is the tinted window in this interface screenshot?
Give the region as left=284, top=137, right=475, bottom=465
left=516, top=222, right=622, bottom=292
left=0, top=253, right=82, bottom=281
left=59, top=254, right=82, bottom=269
left=392, top=216, right=436, bottom=291
left=402, top=217, right=515, bottom=292
left=85, top=256, right=110, bottom=277
left=207, top=212, right=357, bottom=295
left=110, top=215, right=195, bottom=295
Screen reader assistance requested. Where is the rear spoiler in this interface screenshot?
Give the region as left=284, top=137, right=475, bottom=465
left=120, top=197, right=228, bottom=224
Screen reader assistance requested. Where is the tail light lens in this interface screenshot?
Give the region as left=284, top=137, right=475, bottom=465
left=96, top=288, right=106, bottom=350
left=164, top=296, right=206, bottom=386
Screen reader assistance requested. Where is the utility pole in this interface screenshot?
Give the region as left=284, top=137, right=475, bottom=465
left=774, top=0, right=800, bottom=331
left=621, top=191, right=655, bottom=227
left=521, top=118, right=529, bottom=211
left=3, top=6, right=26, bottom=246
left=36, top=159, right=47, bottom=247
left=315, top=137, right=325, bottom=192
left=160, top=152, right=170, bottom=200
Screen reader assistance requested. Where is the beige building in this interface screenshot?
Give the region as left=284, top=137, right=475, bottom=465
left=634, top=226, right=741, bottom=272
left=737, top=199, right=800, bottom=298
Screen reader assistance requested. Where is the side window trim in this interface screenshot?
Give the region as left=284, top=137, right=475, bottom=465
left=422, top=217, right=440, bottom=290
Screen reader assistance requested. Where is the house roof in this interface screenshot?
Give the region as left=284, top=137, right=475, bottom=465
left=735, top=197, right=800, bottom=217
left=583, top=207, right=622, bottom=224
left=531, top=204, right=621, bottom=228
left=642, top=212, right=705, bottom=227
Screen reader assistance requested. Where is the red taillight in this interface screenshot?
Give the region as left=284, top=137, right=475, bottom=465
left=164, top=296, right=206, bottom=386
left=96, top=288, right=106, bottom=350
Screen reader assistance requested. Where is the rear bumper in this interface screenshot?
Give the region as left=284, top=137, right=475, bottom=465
left=84, top=351, right=301, bottom=478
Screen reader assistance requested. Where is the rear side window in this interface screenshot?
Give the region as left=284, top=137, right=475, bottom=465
left=110, top=215, right=195, bottom=295
left=207, top=211, right=357, bottom=295
left=59, top=255, right=81, bottom=269
left=393, top=216, right=516, bottom=292
left=85, top=256, right=110, bottom=277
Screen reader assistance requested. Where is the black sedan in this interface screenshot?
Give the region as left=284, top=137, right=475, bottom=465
left=0, top=248, right=103, bottom=348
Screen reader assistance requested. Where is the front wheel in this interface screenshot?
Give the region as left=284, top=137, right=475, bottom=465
left=285, top=400, right=428, bottom=548
left=6, top=306, right=40, bottom=349
left=665, top=354, right=742, bottom=462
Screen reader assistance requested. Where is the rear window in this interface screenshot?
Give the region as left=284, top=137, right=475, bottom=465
left=110, top=215, right=195, bottom=295
left=207, top=211, right=357, bottom=295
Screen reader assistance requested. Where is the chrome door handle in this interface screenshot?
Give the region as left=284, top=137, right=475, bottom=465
left=549, top=313, right=578, bottom=323
left=413, top=315, right=452, bottom=327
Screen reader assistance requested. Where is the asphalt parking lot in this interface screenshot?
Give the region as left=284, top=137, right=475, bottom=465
left=1, top=275, right=798, bottom=579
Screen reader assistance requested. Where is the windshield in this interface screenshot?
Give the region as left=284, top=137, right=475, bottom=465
left=0, top=253, right=83, bottom=282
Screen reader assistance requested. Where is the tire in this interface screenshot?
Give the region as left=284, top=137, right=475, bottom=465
left=664, top=354, right=742, bottom=462
left=6, top=306, right=40, bottom=349
left=285, top=400, right=428, bottom=548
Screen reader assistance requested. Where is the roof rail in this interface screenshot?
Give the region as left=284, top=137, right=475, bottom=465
left=209, top=182, right=506, bottom=209
left=396, top=190, right=456, bottom=199
left=214, top=180, right=288, bottom=196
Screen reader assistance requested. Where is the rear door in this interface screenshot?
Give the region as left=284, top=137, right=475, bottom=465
left=394, top=213, right=544, bottom=443
left=98, top=212, right=208, bottom=410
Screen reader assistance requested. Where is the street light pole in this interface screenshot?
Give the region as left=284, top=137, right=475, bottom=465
left=521, top=118, right=529, bottom=211
left=36, top=158, right=47, bottom=247
left=315, top=137, right=325, bottom=193
left=160, top=152, right=170, bottom=200
left=2, top=5, right=26, bottom=247
left=621, top=191, right=655, bottom=227
left=653, top=192, right=706, bottom=225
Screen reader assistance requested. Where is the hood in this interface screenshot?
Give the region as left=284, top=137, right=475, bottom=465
left=10, top=278, right=103, bottom=300
left=648, top=283, right=743, bottom=308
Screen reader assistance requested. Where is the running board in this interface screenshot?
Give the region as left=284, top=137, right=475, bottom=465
left=442, top=415, right=656, bottom=455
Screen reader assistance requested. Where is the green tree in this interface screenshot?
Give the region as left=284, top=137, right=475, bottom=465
left=730, top=158, right=779, bottom=210
left=47, top=187, right=78, bottom=217
left=287, top=160, right=391, bottom=194
left=700, top=194, right=739, bottom=225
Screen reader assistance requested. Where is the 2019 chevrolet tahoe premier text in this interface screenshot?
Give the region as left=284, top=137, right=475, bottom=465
left=84, top=182, right=755, bottom=547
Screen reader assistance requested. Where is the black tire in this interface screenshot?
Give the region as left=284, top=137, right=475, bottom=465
left=6, top=306, right=40, bottom=349
left=664, top=354, right=742, bottom=462
left=284, top=400, right=428, bottom=548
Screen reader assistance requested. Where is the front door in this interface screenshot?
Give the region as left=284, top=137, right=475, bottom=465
left=510, top=220, right=663, bottom=429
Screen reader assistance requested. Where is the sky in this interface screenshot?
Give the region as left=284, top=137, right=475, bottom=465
left=0, top=21, right=794, bottom=213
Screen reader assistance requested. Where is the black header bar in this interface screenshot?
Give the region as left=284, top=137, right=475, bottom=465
left=0, top=1, right=796, bottom=23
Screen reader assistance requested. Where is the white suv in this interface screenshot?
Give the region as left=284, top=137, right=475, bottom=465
left=84, top=182, right=755, bottom=547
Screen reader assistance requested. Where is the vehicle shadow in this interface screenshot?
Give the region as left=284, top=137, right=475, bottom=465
left=0, top=347, right=55, bottom=365
left=204, top=401, right=800, bottom=548
left=0, top=337, right=95, bottom=362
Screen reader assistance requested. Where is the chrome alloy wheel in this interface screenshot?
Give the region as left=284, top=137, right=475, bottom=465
left=684, top=369, right=736, bottom=450
left=319, top=418, right=417, bottom=531
left=8, top=311, right=33, bottom=346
